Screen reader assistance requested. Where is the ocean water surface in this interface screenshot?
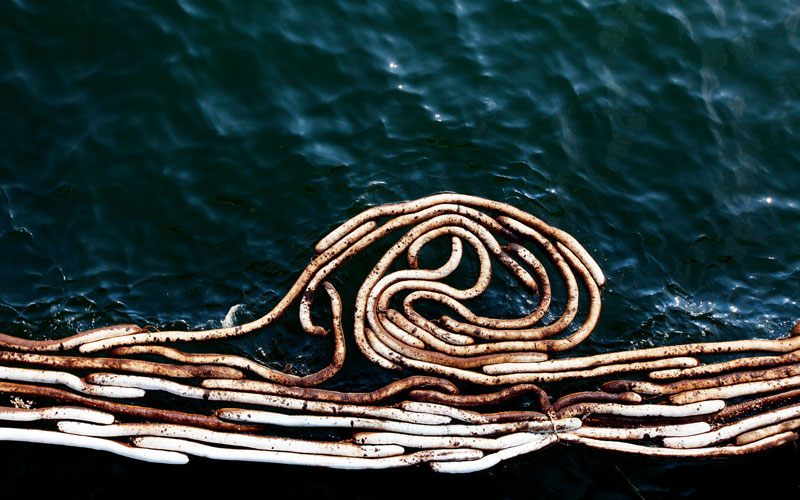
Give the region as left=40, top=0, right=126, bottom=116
left=1, top=0, right=799, bottom=497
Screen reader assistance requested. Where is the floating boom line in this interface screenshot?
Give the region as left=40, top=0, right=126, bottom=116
left=0, top=193, right=798, bottom=472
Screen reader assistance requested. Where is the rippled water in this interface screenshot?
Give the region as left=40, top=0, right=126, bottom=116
left=1, top=0, right=799, bottom=496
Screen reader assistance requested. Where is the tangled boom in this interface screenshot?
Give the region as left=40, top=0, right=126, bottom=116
left=0, top=193, right=799, bottom=472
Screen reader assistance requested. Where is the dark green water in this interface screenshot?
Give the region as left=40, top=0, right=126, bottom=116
left=1, top=0, right=799, bottom=497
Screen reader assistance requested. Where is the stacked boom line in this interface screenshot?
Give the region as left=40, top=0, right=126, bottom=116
left=0, top=193, right=799, bottom=472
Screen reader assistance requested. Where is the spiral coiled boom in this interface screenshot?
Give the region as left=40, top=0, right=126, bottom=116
left=0, top=194, right=798, bottom=472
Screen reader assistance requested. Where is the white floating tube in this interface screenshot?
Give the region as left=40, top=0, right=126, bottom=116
left=662, top=403, right=800, bottom=449
left=217, top=408, right=581, bottom=437
left=398, top=401, right=508, bottom=424
left=0, top=366, right=144, bottom=399
left=561, top=432, right=797, bottom=457
left=736, top=417, right=800, bottom=445
left=57, top=421, right=403, bottom=458
left=430, top=434, right=558, bottom=473
left=0, top=427, right=187, bottom=464
left=558, top=400, right=725, bottom=419
left=354, top=431, right=550, bottom=451
left=0, top=406, right=114, bottom=424
left=132, top=436, right=483, bottom=469
left=669, top=375, right=800, bottom=405
left=87, top=373, right=449, bottom=425
left=570, top=422, right=711, bottom=440
left=483, top=357, right=699, bottom=376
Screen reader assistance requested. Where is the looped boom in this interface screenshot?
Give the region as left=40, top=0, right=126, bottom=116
left=0, top=194, right=798, bottom=472
left=310, top=195, right=605, bottom=382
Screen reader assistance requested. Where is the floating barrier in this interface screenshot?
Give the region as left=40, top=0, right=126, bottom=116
left=0, top=194, right=797, bottom=471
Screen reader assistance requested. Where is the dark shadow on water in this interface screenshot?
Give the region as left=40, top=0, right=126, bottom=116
left=2, top=440, right=798, bottom=499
